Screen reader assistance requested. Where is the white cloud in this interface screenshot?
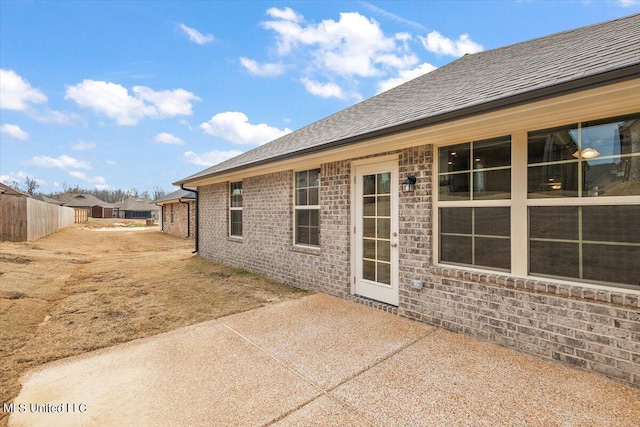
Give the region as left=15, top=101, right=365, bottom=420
left=179, top=23, right=215, bottom=44
left=183, top=149, right=243, bottom=167
left=0, top=123, right=29, bottom=140
left=0, top=69, right=47, bottom=111
left=29, top=154, right=91, bottom=170
left=71, top=141, right=96, bottom=151
left=261, top=9, right=415, bottom=78
left=266, top=6, right=303, bottom=22
left=419, top=31, right=483, bottom=57
left=617, top=0, right=638, bottom=6
left=68, top=171, right=107, bottom=187
left=376, top=62, right=437, bottom=93
left=301, top=78, right=348, bottom=100
left=106, top=160, right=117, bottom=165
left=154, top=132, right=184, bottom=145
left=200, top=111, right=292, bottom=145
left=240, top=57, right=285, bottom=77
left=65, top=80, right=200, bottom=126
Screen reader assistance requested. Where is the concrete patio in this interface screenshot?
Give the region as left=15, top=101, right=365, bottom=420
left=9, top=294, right=640, bottom=426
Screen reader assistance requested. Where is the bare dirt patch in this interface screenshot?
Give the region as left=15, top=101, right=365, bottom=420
left=0, top=219, right=307, bottom=425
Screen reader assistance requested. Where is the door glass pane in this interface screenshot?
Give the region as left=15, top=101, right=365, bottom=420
left=363, top=239, right=376, bottom=259
left=363, top=218, right=376, bottom=238
left=361, top=170, right=393, bottom=285
left=363, top=175, right=376, bottom=195
left=363, top=260, right=376, bottom=281
left=377, top=218, right=390, bottom=239
left=377, top=173, right=391, bottom=194
left=377, top=240, right=390, bottom=262
left=363, top=197, right=375, bottom=216
left=377, top=263, right=391, bottom=285
left=377, top=196, right=390, bottom=216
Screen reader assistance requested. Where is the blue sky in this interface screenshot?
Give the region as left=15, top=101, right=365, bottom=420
left=1, top=0, right=638, bottom=195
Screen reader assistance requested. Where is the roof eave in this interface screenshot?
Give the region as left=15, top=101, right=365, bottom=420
left=174, top=63, right=640, bottom=187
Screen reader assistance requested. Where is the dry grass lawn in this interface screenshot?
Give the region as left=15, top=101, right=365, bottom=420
left=0, top=219, right=307, bottom=426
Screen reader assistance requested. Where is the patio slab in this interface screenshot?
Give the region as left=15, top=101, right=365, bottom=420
left=9, top=320, right=322, bottom=427
left=219, top=293, right=433, bottom=389
left=8, top=293, right=640, bottom=426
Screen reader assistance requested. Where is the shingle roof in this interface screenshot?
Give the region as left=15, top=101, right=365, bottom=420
left=154, top=189, right=196, bottom=205
left=0, top=182, right=29, bottom=197
left=57, top=193, right=112, bottom=208
left=176, top=14, right=640, bottom=185
left=114, top=197, right=159, bottom=212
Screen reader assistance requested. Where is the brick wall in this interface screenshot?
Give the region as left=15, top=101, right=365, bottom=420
left=197, top=145, right=640, bottom=388
left=161, top=201, right=195, bottom=239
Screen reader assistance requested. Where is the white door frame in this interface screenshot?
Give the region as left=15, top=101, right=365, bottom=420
left=351, top=155, right=400, bottom=306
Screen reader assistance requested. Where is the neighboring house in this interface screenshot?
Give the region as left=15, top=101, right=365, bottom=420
left=154, top=189, right=196, bottom=238
left=113, top=197, right=159, bottom=219
left=0, top=182, right=29, bottom=197
left=56, top=193, right=114, bottom=218
left=174, top=15, right=640, bottom=387
left=32, top=194, right=65, bottom=205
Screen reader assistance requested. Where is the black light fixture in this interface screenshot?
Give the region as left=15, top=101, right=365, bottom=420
left=402, top=175, right=416, bottom=193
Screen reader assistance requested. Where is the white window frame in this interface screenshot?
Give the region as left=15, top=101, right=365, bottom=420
left=229, top=181, right=243, bottom=238
left=434, top=113, right=640, bottom=290
left=293, top=168, right=321, bottom=248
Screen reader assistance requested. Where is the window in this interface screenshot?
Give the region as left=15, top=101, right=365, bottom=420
left=437, top=136, right=512, bottom=270
left=527, top=114, right=640, bottom=286
left=294, top=169, right=320, bottom=246
left=436, top=114, right=640, bottom=288
left=170, top=204, right=174, bottom=224
left=229, top=181, right=243, bottom=237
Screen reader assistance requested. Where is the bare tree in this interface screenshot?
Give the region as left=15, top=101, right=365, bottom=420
left=24, top=176, right=40, bottom=195
left=152, top=186, right=167, bottom=200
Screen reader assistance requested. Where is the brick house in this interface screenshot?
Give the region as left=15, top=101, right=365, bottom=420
left=175, top=15, right=640, bottom=387
left=155, top=189, right=196, bottom=239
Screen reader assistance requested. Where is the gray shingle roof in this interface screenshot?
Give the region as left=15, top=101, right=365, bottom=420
left=154, top=189, right=196, bottom=204
left=176, top=14, right=640, bottom=185
left=57, top=193, right=112, bottom=208
left=114, top=197, right=159, bottom=212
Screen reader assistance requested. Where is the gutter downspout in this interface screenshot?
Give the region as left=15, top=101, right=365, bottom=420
left=178, top=198, right=190, bottom=238
left=181, top=184, right=198, bottom=254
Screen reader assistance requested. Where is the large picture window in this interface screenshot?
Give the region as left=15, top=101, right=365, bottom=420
left=294, top=169, right=320, bottom=246
left=229, top=181, right=243, bottom=237
left=436, top=114, right=639, bottom=289
left=527, top=114, right=640, bottom=287
left=437, top=136, right=511, bottom=270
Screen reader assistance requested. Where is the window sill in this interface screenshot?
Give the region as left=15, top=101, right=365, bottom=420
left=228, top=236, right=243, bottom=243
left=290, top=245, right=321, bottom=256
left=429, top=264, right=640, bottom=309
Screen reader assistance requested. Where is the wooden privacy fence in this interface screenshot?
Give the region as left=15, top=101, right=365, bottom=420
left=0, top=195, right=75, bottom=242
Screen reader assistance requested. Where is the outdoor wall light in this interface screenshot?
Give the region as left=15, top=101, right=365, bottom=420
left=402, top=175, right=417, bottom=193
